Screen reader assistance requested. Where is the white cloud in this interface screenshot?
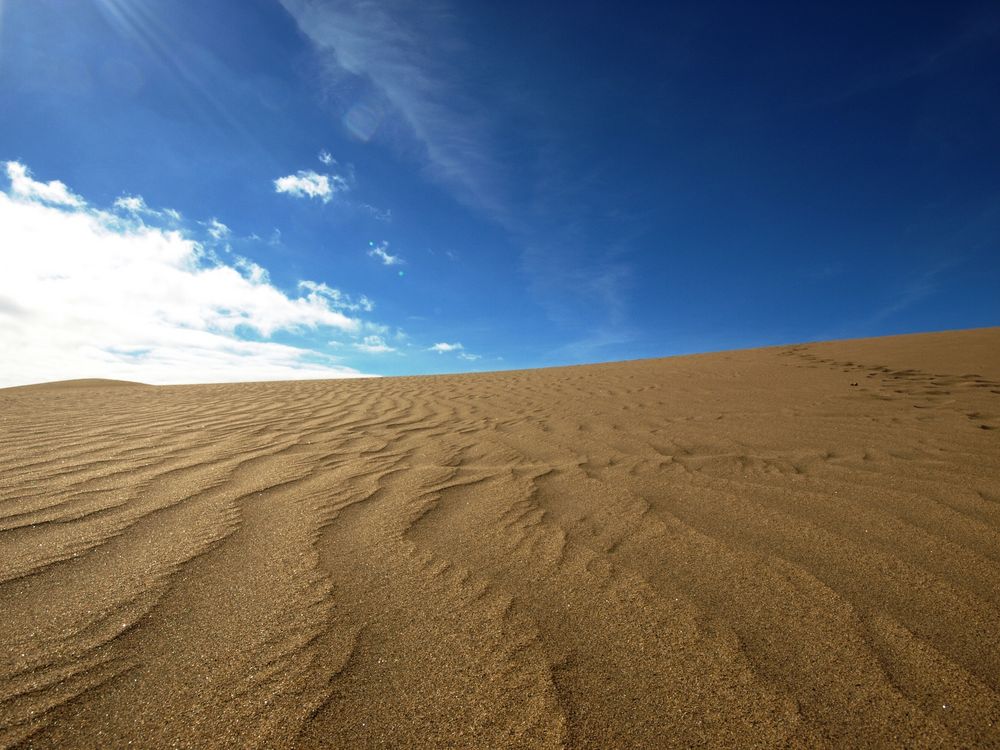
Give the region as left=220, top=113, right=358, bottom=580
left=429, top=342, right=463, bottom=353
left=429, top=342, right=480, bottom=360
left=318, top=149, right=335, bottom=165
left=354, top=335, right=395, bottom=354
left=368, top=240, right=404, bottom=266
left=298, top=280, right=374, bottom=313
left=206, top=217, right=231, bottom=240
left=6, top=161, right=84, bottom=207
left=113, top=194, right=182, bottom=223
left=274, top=170, right=349, bottom=202
left=234, top=256, right=269, bottom=284
left=114, top=194, right=147, bottom=213
left=362, top=203, right=392, bottom=222
left=0, top=162, right=377, bottom=386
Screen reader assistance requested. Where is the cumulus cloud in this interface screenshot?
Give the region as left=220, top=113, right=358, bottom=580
left=6, top=161, right=84, bottom=207
left=458, top=352, right=481, bottom=361
left=318, top=149, right=335, bottom=165
left=354, top=335, right=395, bottom=354
left=429, top=342, right=463, bottom=353
left=367, top=240, right=404, bottom=266
left=274, top=169, right=349, bottom=202
left=0, top=161, right=376, bottom=386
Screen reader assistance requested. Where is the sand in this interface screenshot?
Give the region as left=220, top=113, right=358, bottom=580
left=1, top=327, right=999, bottom=748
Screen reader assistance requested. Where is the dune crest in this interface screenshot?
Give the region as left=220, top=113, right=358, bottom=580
left=1, top=328, right=999, bottom=748
left=0, top=379, right=148, bottom=392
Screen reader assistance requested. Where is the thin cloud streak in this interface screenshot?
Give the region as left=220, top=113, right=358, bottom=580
left=278, top=0, right=509, bottom=222
left=279, top=1, right=633, bottom=357
left=354, top=334, right=396, bottom=353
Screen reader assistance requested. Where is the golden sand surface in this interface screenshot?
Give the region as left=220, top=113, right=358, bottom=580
left=1, top=328, right=999, bottom=748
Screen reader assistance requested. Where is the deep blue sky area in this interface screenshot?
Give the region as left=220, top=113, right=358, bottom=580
left=0, top=0, right=998, bottom=384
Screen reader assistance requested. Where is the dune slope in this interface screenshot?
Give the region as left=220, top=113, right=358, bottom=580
left=1, top=328, right=999, bottom=748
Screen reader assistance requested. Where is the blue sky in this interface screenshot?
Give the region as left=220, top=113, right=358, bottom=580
left=1, top=0, right=998, bottom=385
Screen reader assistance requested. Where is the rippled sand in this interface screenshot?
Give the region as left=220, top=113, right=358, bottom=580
left=2, top=328, right=999, bottom=748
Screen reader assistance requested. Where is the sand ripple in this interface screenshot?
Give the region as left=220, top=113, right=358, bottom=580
left=1, top=328, right=999, bottom=747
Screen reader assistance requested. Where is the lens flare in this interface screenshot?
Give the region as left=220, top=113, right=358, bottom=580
left=343, top=103, right=382, bottom=142
left=0, top=0, right=6, bottom=67
left=93, top=0, right=259, bottom=142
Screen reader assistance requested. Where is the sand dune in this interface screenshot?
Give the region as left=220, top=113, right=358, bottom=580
left=0, top=379, right=149, bottom=393
left=2, top=328, right=999, bottom=748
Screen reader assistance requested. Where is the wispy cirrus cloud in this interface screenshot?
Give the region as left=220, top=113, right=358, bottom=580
left=354, top=335, right=396, bottom=353
left=278, top=0, right=633, bottom=359
left=113, top=194, right=183, bottom=223
left=0, top=161, right=377, bottom=386
left=278, top=0, right=508, bottom=221
left=277, top=1, right=637, bottom=365
left=521, top=236, right=636, bottom=360
left=298, top=280, right=375, bottom=313
left=362, top=203, right=392, bottom=222
left=205, top=217, right=231, bottom=240
left=274, top=169, right=350, bottom=202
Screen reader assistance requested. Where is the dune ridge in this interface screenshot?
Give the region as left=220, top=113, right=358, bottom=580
left=1, top=328, right=999, bottom=748
left=0, top=379, right=149, bottom=392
